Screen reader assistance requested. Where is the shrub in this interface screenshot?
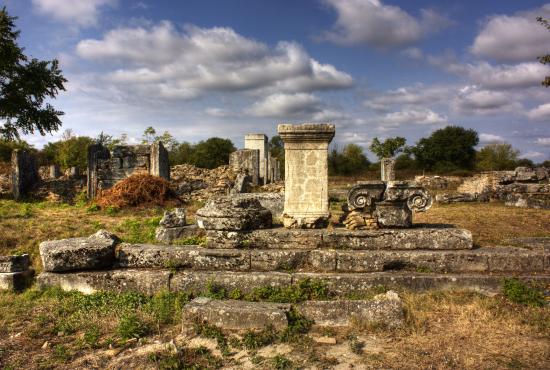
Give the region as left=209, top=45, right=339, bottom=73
left=502, top=278, right=546, bottom=307
left=117, top=313, right=149, bottom=340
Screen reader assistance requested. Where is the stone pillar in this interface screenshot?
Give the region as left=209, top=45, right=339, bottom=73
left=269, top=156, right=281, bottom=182
left=11, top=149, right=39, bottom=200
left=87, top=143, right=110, bottom=199
left=69, top=166, right=79, bottom=178
left=150, top=142, right=170, bottom=181
left=229, top=149, right=260, bottom=185
left=381, top=158, right=396, bottom=182
left=278, top=123, right=335, bottom=228
left=49, top=164, right=61, bottom=179
left=245, top=134, right=269, bottom=185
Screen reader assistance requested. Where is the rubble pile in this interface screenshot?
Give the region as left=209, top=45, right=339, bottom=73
left=256, top=181, right=284, bottom=193
left=170, top=164, right=236, bottom=202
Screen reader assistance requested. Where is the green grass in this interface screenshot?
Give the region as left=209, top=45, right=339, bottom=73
left=502, top=278, right=546, bottom=307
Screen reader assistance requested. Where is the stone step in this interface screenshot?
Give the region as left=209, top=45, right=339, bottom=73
left=204, top=227, right=473, bottom=250
left=116, top=244, right=549, bottom=274
left=37, top=269, right=550, bottom=297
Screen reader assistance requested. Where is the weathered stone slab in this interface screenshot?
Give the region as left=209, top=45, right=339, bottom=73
left=206, top=228, right=324, bottom=249
left=250, top=250, right=309, bottom=271
left=155, top=225, right=202, bottom=244
left=322, top=227, right=473, bottom=250
left=0, top=270, right=33, bottom=291
left=183, top=298, right=290, bottom=331
left=374, top=201, right=412, bottom=228
left=39, top=230, right=118, bottom=272
left=0, top=254, right=30, bottom=273
left=196, top=196, right=272, bottom=231
left=170, top=271, right=292, bottom=294
left=37, top=269, right=170, bottom=295
left=308, top=250, right=336, bottom=272
left=159, top=208, right=186, bottom=228
left=117, top=244, right=250, bottom=271
left=297, top=291, right=404, bottom=328
left=230, top=193, right=284, bottom=218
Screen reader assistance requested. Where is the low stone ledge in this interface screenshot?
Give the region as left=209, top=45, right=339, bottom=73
left=296, top=291, right=404, bottom=328
left=205, top=229, right=324, bottom=249
left=0, top=270, right=33, bottom=291
left=37, top=269, right=170, bottom=295
left=170, top=271, right=292, bottom=294
left=155, top=225, right=202, bottom=244
left=0, top=254, right=30, bottom=273
left=183, top=298, right=290, bottom=331
left=39, top=230, right=118, bottom=272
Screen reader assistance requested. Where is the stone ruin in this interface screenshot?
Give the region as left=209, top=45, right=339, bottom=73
left=87, top=142, right=170, bottom=199
left=4, top=122, right=549, bottom=334
left=11, top=149, right=39, bottom=200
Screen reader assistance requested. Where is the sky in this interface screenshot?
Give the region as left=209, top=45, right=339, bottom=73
left=2, top=0, right=550, bottom=161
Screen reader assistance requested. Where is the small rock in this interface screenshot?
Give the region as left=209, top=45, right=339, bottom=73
left=159, top=208, right=187, bottom=228
left=313, top=336, right=337, bottom=344
left=42, top=341, right=49, bottom=349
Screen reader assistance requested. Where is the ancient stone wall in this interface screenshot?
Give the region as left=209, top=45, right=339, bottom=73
left=11, top=149, right=39, bottom=200
left=245, top=134, right=269, bottom=185
left=229, top=149, right=260, bottom=185
left=87, top=142, right=169, bottom=199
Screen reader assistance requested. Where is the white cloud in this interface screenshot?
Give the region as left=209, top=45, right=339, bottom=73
left=379, top=108, right=448, bottom=127
left=527, top=103, right=550, bottom=121
left=364, top=84, right=449, bottom=112
left=321, top=0, right=450, bottom=47
left=32, top=0, right=117, bottom=27
left=479, top=133, right=505, bottom=143
left=471, top=5, right=550, bottom=62
left=464, top=62, right=550, bottom=90
left=535, top=137, right=550, bottom=146
left=452, top=86, right=521, bottom=115
left=246, top=93, right=320, bottom=117
left=521, top=151, right=545, bottom=159
left=76, top=22, right=353, bottom=100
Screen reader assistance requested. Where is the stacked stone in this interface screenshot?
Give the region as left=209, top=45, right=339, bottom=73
left=342, top=210, right=379, bottom=230
left=155, top=208, right=200, bottom=243
left=0, top=254, right=32, bottom=291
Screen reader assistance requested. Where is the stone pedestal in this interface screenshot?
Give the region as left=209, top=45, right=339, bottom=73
left=245, top=134, right=269, bottom=185
left=278, top=123, right=335, bottom=228
left=374, top=201, right=412, bottom=228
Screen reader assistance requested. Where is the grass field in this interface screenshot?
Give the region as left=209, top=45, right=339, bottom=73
left=1, top=197, right=549, bottom=368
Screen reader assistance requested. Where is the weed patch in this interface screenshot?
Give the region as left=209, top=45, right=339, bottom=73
left=502, top=278, right=546, bottom=307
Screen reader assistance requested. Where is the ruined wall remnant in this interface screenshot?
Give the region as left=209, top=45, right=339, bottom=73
left=87, top=142, right=170, bottom=199
left=229, top=149, right=260, bottom=185
left=278, top=123, right=335, bottom=228
left=381, top=158, right=396, bottom=182
left=11, top=149, right=39, bottom=200
left=269, top=156, right=281, bottom=183
left=245, top=134, right=269, bottom=185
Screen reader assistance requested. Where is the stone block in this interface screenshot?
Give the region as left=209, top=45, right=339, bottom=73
left=150, top=141, right=170, bottom=180
left=37, top=269, right=170, bottom=295
left=0, top=270, right=33, bottom=291
left=39, top=230, right=118, bottom=272
left=322, top=227, right=473, bottom=250
left=0, top=254, right=30, bottom=273
left=231, top=173, right=253, bottom=194
left=159, top=208, right=187, bottom=228
left=381, top=158, right=396, bottom=182
left=230, top=149, right=260, bottom=185
left=183, top=298, right=290, bottom=331
left=188, top=249, right=250, bottom=271
left=297, top=291, right=404, bottom=328
left=155, top=225, right=202, bottom=244
left=170, top=271, right=292, bottom=294
left=250, top=250, right=309, bottom=271
left=374, top=201, right=412, bottom=227
left=486, top=248, right=546, bottom=272
left=230, top=193, right=284, bottom=218
left=196, top=196, right=272, bottom=231
left=11, top=149, right=39, bottom=200
left=244, top=134, right=269, bottom=185
left=308, top=250, right=336, bottom=271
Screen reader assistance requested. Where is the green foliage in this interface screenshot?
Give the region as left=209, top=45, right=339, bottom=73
left=328, top=144, right=371, bottom=176
left=476, top=143, right=520, bottom=171
left=281, top=307, right=313, bottom=341
left=411, top=126, right=479, bottom=171
left=53, top=344, right=71, bottom=362
left=115, top=216, right=162, bottom=243
left=272, top=354, right=294, bottom=370
left=82, top=326, right=101, bottom=349
left=147, top=290, right=190, bottom=325
left=247, top=278, right=329, bottom=303
left=0, top=138, right=33, bottom=161
left=537, top=17, right=550, bottom=87
left=0, top=7, right=66, bottom=140
left=369, top=137, right=406, bottom=159
left=394, top=152, right=417, bottom=170
left=346, top=334, right=365, bottom=355
left=169, top=141, right=194, bottom=165
left=117, top=312, right=149, bottom=340
left=502, top=278, right=546, bottom=307
left=269, top=135, right=285, bottom=178
left=41, top=132, right=94, bottom=169
left=148, top=347, right=222, bottom=370
left=192, top=319, right=229, bottom=354
left=191, top=137, right=236, bottom=169
left=241, top=326, right=277, bottom=350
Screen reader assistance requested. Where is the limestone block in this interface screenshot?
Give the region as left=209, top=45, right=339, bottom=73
left=155, top=225, right=202, bottom=244
left=196, top=196, right=272, bottom=231
left=39, top=230, right=118, bottom=272
left=170, top=271, right=292, bottom=294
left=374, top=201, right=412, bottom=227
left=308, top=250, right=336, bottom=271
left=297, top=292, right=404, bottom=328
left=183, top=298, right=290, bottom=331
left=381, top=158, right=396, bottom=182
left=250, top=250, right=309, bottom=271
left=229, top=149, right=260, bottom=185
left=230, top=193, right=284, bottom=218
left=205, top=228, right=324, bottom=249
left=486, top=248, right=546, bottom=272
left=188, top=249, right=250, bottom=271
left=159, top=208, right=187, bottom=228
left=278, top=123, right=335, bottom=228
left=0, top=254, right=30, bottom=273
left=0, top=270, right=33, bottom=291
left=37, top=269, right=170, bottom=295
left=11, top=149, right=39, bottom=200
left=230, top=173, right=252, bottom=194
left=244, top=134, right=269, bottom=185
left=49, top=164, right=61, bottom=179
left=150, top=141, right=170, bottom=180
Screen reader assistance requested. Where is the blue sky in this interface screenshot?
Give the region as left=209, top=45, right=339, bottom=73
left=2, top=0, right=550, bottom=161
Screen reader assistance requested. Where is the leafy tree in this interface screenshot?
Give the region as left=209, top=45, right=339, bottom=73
left=269, top=135, right=285, bottom=178
left=0, top=8, right=66, bottom=140
left=395, top=152, right=417, bottom=170
left=476, top=143, right=519, bottom=171
left=41, top=134, right=94, bottom=169
left=411, top=126, right=479, bottom=171
left=0, top=138, right=32, bottom=162
left=537, top=17, right=550, bottom=87
left=516, top=158, right=535, bottom=168
left=141, top=126, right=156, bottom=145
left=156, top=130, right=178, bottom=152
left=369, top=137, right=406, bottom=159
left=191, top=137, right=236, bottom=169
left=169, top=141, right=194, bottom=165
left=328, top=144, right=371, bottom=176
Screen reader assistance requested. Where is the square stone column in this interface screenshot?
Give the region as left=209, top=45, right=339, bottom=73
left=245, top=134, right=269, bottom=185
left=381, top=158, right=396, bottom=182
left=278, top=123, right=335, bottom=228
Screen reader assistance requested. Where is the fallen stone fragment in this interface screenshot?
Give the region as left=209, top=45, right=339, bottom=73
left=313, top=336, right=337, bottom=344
left=159, top=208, right=187, bottom=228
left=0, top=254, right=30, bottom=273
left=196, top=196, right=272, bottom=231
left=296, top=291, right=404, bottom=328
left=155, top=224, right=202, bottom=244
left=39, top=230, right=118, bottom=272
left=183, top=297, right=290, bottom=331
left=0, top=270, right=33, bottom=291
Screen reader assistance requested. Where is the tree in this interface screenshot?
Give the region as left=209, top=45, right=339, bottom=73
left=476, top=143, right=519, bottom=171
left=328, top=144, right=371, bottom=176
left=0, top=8, right=66, bottom=140
left=191, top=137, right=236, bottom=169
left=40, top=134, right=94, bottom=169
left=369, top=137, right=406, bottom=159
left=0, top=138, right=32, bottom=162
left=269, top=135, right=285, bottom=178
left=141, top=126, right=156, bottom=145
left=537, top=17, right=550, bottom=87
left=411, top=126, right=479, bottom=171
left=169, top=141, right=194, bottom=165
